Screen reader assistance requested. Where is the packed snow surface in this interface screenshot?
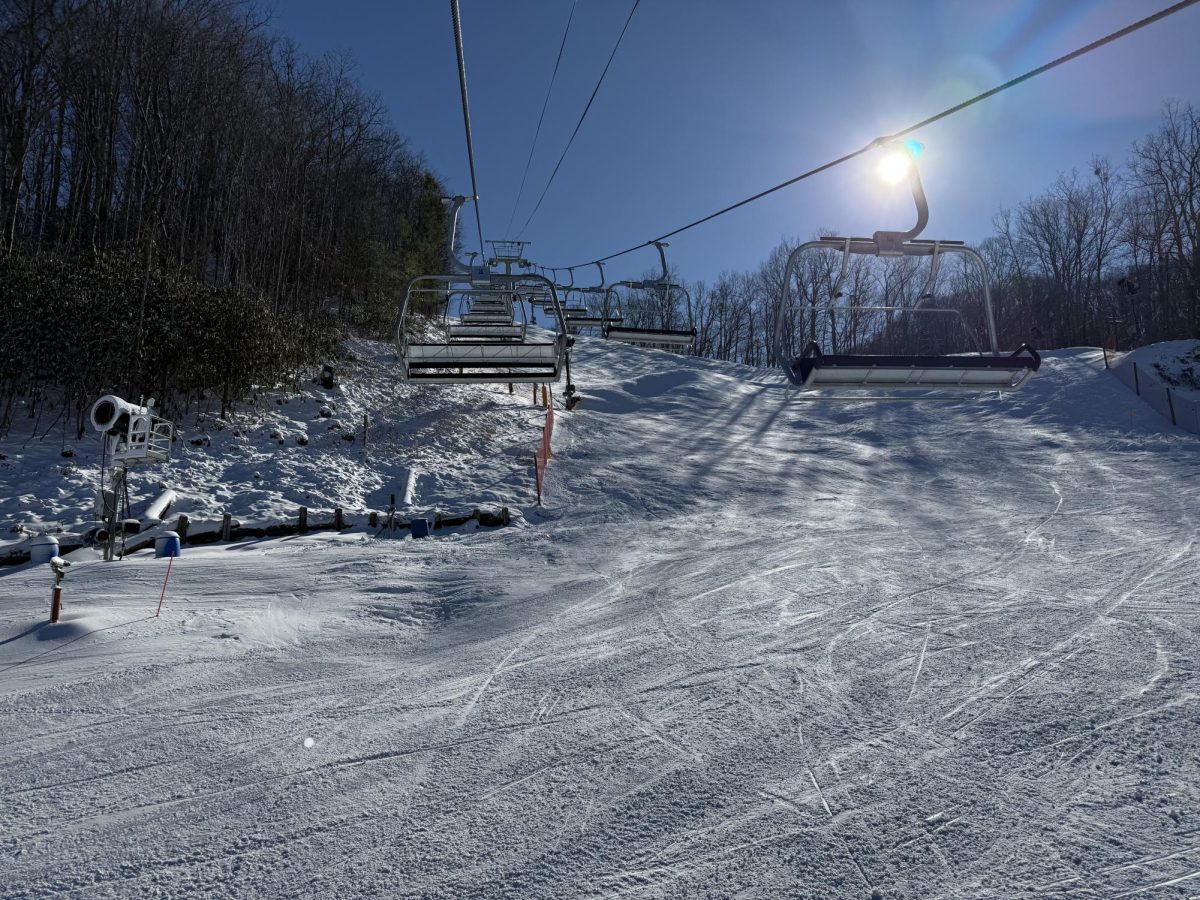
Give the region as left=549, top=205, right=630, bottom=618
left=2, top=339, right=1199, bottom=898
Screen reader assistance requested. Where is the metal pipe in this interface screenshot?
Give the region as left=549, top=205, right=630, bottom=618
left=442, top=196, right=483, bottom=277
left=774, top=240, right=831, bottom=372
left=871, top=159, right=930, bottom=253
left=829, top=237, right=852, bottom=299
left=652, top=240, right=670, bottom=282
left=944, top=245, right=999, bottom=354
left=914, top=240, right=942, bottom=306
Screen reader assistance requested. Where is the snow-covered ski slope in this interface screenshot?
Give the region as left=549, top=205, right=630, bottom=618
left=2, top=339, right=1198, bottom=899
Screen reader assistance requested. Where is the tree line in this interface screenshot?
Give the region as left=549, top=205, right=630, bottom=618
left=1, top=0, right=447, bottom=437
left=605, top=102, right=1200, bottom=367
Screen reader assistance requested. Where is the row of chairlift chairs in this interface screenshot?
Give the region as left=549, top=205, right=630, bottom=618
left=395, top=143, right=1040, bottom=401
left=543, top=244, right=698, bottom=353
left=395, top=198, right=698, bottom=403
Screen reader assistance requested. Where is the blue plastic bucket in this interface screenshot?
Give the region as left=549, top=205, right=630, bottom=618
left=155, top=531, right=181, bottom=558
left=30, top=534, right=59, bottom=565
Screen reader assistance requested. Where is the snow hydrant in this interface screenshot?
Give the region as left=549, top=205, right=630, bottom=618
left=49, top=556, right=70, bottom=623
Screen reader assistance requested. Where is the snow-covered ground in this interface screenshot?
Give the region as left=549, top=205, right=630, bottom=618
left=1121, top=341, right=1200, bottom=401
left=0, top=338, right=546, bottom=551
left=2, top=339, right=1198, bottom=898
left=1108, top=340, right=1200, bottom=435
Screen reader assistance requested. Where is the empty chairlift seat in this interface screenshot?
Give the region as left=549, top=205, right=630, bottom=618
left=397, top=274, right=571, bottom=386
left=774, top=141, right=1041, bottom=397
left=565, top=312, right=623, bottom=330
left=599, top=241, right=696, bottom=353
left=603, top=324, right=696, bottom=350
left=403, top=340, right=565, bottom=384
left=790, top=342, right=1041, bottom=392
left=446, top=323, right=527, bottom=343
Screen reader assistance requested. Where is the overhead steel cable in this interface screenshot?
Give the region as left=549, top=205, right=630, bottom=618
left=517, top=0, right=640, bottom=238
left=505, top=1, right=578, bottom=237
left=450, top=0, right=486, bottom=259
left=549, top=0, right=1200, bottom=270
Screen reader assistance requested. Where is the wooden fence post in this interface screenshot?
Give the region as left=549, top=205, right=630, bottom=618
left=176, top=514, right=190, bottom=544
left=1167, top=388, right=1177, bottom=426
left=221, top=513, right=232, bottom=542
left=334, top=507, right=344, bottom=530
left=298, top=506, right=308, bottom=533
left=1133, top=362, right=1140, bottom=395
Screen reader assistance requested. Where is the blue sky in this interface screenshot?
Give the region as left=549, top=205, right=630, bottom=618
left=268, top=0, right=1200, bottom=286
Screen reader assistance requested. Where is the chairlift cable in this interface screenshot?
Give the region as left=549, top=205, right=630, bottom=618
left=450, top=0, right=486, bottom=258
left=505, top=1, right=578, bottom=236
left=549, top=0, right=1199, bottom=270
left=517, top=0, right=640, bottom=238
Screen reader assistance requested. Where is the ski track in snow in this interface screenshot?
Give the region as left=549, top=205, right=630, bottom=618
left=1, top=340, right=1199, bottom=898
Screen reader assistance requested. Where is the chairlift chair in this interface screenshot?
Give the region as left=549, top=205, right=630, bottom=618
left=774, top=143, right=1040, bottom=395
left=602, top=241, right=696, bottom=352
left=395, top=209, right=573, bottom=386
left=459, top=292, right=517, bottom=325
left=564, top=293, right=625, bottom=331
left=559, top=264, right=624, bottom=332
left=446, top=290, right=526, bottom=343
left=398, top=276, right=570, bottom=384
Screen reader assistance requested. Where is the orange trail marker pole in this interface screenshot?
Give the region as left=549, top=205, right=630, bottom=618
left=155, top=556, right=175, bottom=617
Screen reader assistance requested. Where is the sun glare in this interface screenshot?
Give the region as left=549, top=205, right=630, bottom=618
left=877, top=151, right=912, bottom=185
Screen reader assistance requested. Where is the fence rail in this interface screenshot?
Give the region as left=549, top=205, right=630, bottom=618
left=1108, top=353, right=1200, bottom=435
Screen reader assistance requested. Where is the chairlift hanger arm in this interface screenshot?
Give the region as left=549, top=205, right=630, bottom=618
left=652, top=240, right=670, bottom=282
left=870, top=162, right=929, bottom=254
left=443, top=196, right=486, bottom=278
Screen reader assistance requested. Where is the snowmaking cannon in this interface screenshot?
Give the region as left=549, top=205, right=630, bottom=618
left=89, top=395, right=174, bottom=560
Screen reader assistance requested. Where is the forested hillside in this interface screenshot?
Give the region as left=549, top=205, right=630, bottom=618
left=0, top=0, right=447, bottom=434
